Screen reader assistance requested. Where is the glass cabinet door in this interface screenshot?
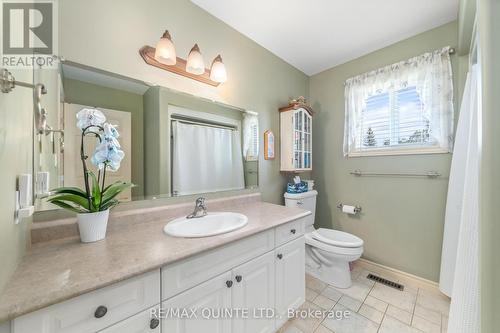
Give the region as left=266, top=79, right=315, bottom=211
left=292, top=108, right=312, bottom=170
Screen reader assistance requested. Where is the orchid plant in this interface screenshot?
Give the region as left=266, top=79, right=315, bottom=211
left=48, top=108, right=133, bottom=213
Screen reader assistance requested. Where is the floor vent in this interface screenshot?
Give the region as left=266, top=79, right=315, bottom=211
left=367, top=273, right=404, bottom=291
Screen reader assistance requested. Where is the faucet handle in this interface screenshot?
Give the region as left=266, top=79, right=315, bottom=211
left=196, top=197, right=206, bottom=206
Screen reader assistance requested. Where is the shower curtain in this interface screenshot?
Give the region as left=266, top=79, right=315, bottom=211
left=172, top=121, right=245, bottom=196
left=440, top=65, right=479, bottom=332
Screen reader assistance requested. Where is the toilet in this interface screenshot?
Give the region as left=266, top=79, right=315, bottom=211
left=284, top=190, right=364, bottom=288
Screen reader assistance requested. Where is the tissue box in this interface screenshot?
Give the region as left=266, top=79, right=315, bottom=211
left=287, top=181, right=308, bottom=194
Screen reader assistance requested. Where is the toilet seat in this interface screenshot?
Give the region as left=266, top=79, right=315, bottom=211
left=312, top=228, right=364, bottom=248
left=305, top=232, right=363, bottom=258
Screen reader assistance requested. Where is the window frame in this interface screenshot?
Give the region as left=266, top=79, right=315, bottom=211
left=344, top=47, right=454, bottom=158
left=350, top=86, right=448, bottom=157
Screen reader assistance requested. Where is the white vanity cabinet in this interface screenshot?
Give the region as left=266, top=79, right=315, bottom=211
left=231, top=251, right=276, bottom=333
left=275, top=237, right=306, bottom=328
left=162, top=271, right=232, bottom=333
left=279, top=103, right=313, bottom=172
left=99, top=306, right=160, bottom=333
left=12, top=270, right=160, bottom=333
left=161, top=220, right=305, bottom=333
left=10, top=217, right=307, bottom=333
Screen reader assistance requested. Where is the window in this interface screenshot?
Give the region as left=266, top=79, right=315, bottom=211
left=243, top=112, right=259, bottom=161
left=344, top=47, right=454, bottom=157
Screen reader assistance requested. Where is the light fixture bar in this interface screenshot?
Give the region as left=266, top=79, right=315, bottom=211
left=139, top=45, right=221, bottom=87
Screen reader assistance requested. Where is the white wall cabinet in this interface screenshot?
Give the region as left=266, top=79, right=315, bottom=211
left=280, top=106, right=313, bottom=172
left=11, top=218, right=306, bottom=333
left=275, top=237, right=306, bottom=328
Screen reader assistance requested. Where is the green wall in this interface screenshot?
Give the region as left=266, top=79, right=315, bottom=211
left=309, top=21, right=466, bottom=281
left=0, top=69, right=33, bottom=292
left=59, top=0, right=309, bottom=205
left=63, top=78, right=145, bottom=198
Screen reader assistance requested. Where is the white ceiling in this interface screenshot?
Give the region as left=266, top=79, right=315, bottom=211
left=191, top=0, right=459, bottom=75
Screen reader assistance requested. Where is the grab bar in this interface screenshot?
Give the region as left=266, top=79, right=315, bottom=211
left=350, top=170, right=441, bottom=178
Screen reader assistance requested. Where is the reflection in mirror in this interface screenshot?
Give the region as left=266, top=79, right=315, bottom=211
left=34, top=62, right=258, bottom=211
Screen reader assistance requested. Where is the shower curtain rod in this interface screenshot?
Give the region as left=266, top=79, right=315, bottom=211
left=171, top=116, right=237, bottom=131
left=350, top=169, right=441, bottom=178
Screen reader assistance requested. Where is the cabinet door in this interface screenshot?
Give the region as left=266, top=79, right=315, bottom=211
left=99, top=306, right=160, bottom=333
left=232, top=252, right=275, bottom=333
left=275, top=237, right=305, bottom=328
left=162, top=272, right=232, bottom=333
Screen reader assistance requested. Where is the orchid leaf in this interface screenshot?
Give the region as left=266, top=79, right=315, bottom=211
left=47, top=193, right=90, bottom=210
left=99, top=199, right=120, bottom=211
left=48, top=200, right=86, bottom=214
left=51, top=187, right=88, bottom=198
left=101, top=181, right=133, bottom=205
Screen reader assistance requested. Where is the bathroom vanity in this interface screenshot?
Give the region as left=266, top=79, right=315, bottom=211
left=0, top=195, right=309, bottom=333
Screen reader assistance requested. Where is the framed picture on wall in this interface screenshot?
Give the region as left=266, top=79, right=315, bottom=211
left=264, top=130, right=275, bottom=160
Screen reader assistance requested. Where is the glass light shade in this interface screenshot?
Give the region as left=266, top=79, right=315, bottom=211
left=186, top=44, right=205, bottom=75
left=154, top=31, right=176, bottom=65
left=210, top=55, right=227, bottom=83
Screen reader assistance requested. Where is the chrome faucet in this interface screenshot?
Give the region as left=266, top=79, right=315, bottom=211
left=187, top=197, right=207, bottom=219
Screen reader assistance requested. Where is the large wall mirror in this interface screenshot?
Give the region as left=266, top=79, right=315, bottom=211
left=33, top=61, right=259, bottom=212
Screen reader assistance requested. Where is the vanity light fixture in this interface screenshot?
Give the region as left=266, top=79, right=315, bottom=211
left=209, top=55, right=227, bottom=83
left=139, top=30, right=225, bottom=87
left=186, top=44, right=205, bottom=75
left=154, top=30, right=176, bottom=65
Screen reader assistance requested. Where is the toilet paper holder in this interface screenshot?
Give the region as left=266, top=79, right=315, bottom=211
left=337, top=203, right=362, bottom=214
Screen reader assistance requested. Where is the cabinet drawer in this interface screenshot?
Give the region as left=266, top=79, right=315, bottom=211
left=162, top=230, right=274, bottom=300
left=99, top=306, right=160, bottom=333
left=275, top=218, right=305, bottom=247
left=12, top=270, right=160, bottom=333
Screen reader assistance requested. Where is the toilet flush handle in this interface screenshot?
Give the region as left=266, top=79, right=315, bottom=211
left=297, top=200, right=304, bottom=205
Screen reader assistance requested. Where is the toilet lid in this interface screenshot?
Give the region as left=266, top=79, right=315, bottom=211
left=311, top=228, right=364, bottom=248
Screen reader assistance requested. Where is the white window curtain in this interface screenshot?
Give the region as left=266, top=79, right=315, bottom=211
left=172, top=121, right=245, bottom=196
left=242, top=112, right=259, bottom=161
left=343, top=46, right=454, bottom=156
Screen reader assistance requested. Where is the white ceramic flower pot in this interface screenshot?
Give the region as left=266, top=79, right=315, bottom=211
left=77, top=209, right=110, bottom=243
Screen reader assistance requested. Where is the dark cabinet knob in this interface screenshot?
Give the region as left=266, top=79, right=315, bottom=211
left=277, top=254, right=283, bottom=260
left=150, top=318, right=160, bottom=329
left=94, top=305, right=107, bottom=318
left=235, top=275, right=242, bottom=283
left=226, top=280, right=233, bottom=288
left=290, top=229, right=296, bottom=234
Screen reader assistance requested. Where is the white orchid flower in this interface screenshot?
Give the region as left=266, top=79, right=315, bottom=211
left=91, top=141, right=125, bottom=171
left=76, top=108, right=106, bottom=130
left=103, top=123, right=121, bottom=148
left=103, top=123, right=119, bottom=138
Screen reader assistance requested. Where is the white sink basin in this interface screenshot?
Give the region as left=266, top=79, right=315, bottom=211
left=164, top=212, right=248, bottom=238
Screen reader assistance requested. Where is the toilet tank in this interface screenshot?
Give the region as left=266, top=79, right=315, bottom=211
left=284, top=190, right=317, bottom=227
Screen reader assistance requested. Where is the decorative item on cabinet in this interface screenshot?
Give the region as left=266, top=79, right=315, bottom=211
left=264, top=130, right=275, bottom=160
left=139, top=30, right=227, bottom=86
left=279, top=97, right=313, bottom=172
left=46, top=108, right=133, bottom=243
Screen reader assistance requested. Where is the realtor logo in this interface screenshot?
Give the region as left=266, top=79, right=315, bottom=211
left=2, top=1, right=57, bottom=68
left=3, top=2, right=53, bottom=54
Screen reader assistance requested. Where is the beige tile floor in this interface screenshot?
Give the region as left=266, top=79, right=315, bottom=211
left=279, top=265, right=450, bottom=333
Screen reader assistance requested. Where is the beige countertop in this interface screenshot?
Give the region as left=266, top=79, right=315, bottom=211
left=0, top=196, right=310, bottom=323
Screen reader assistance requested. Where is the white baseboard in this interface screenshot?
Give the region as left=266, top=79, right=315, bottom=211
left=354, top=258, right=446, bottom=296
